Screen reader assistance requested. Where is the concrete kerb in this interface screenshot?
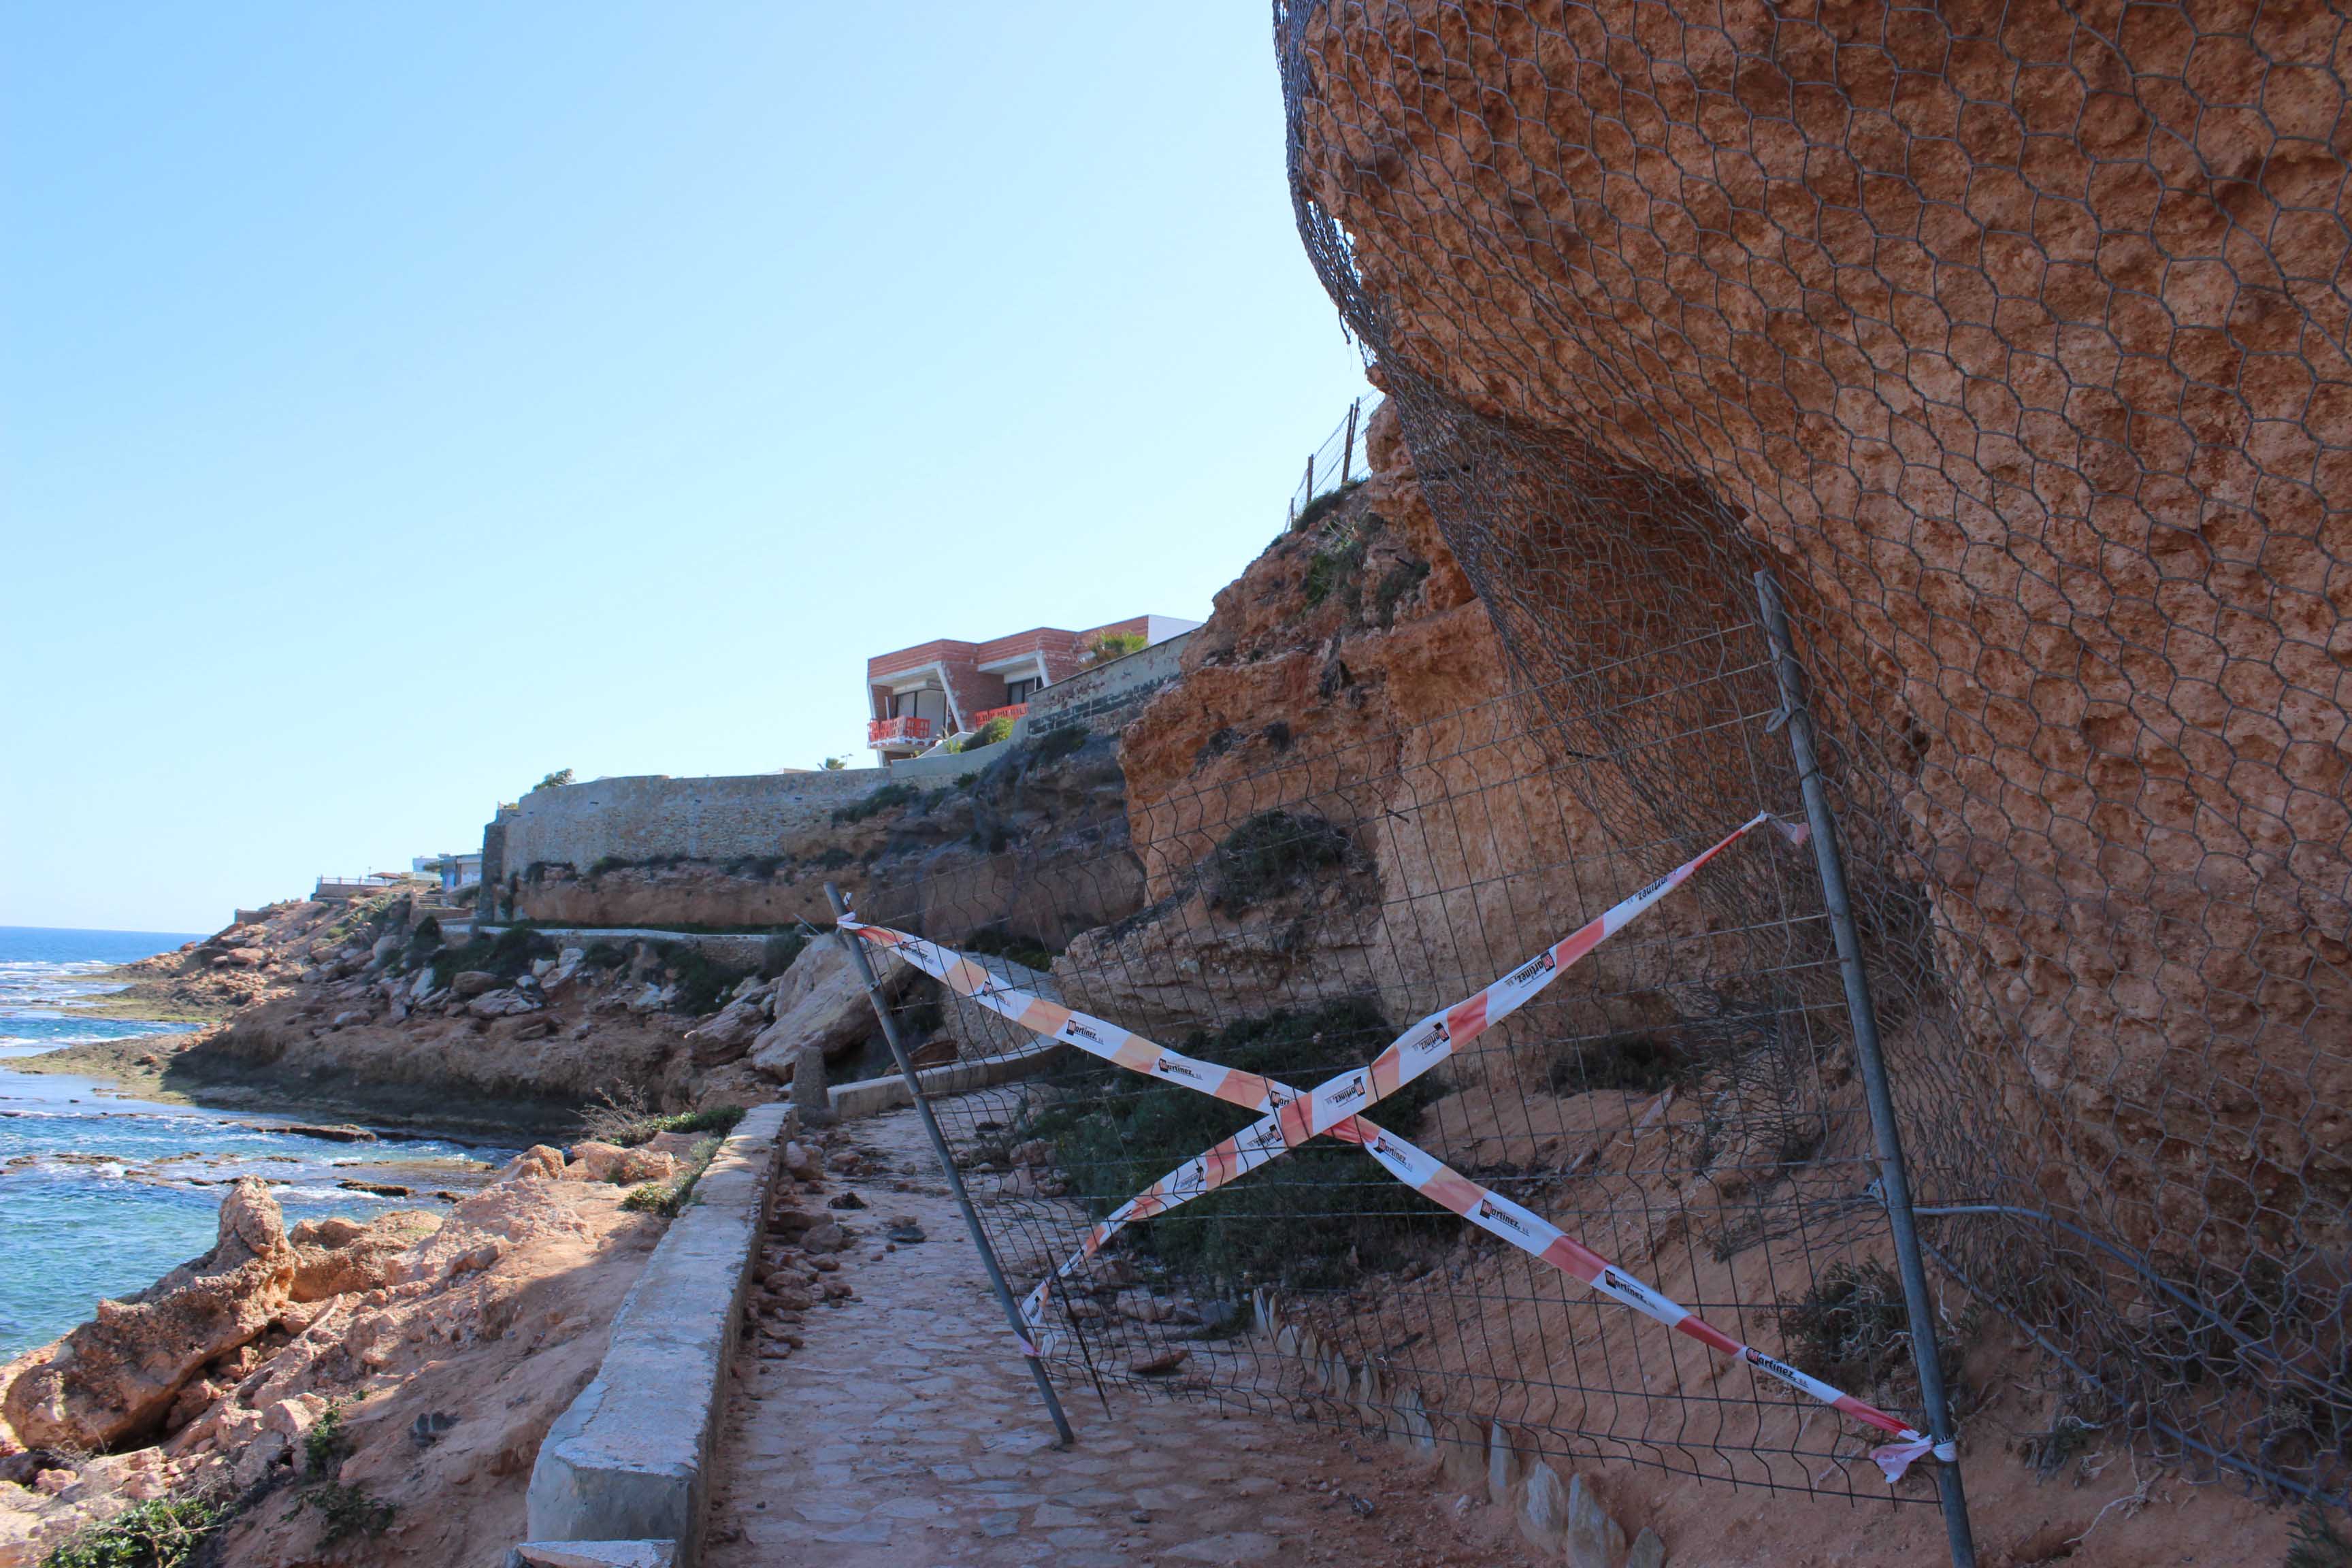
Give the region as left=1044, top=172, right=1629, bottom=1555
left=1254, top=1294, right=1658, bottom=1565
left=827, top=1034, right=1066, bottom=1121
left=524, top=1103, right=788, bottom=1567
left=507, top=1544, right=676, bottom=1568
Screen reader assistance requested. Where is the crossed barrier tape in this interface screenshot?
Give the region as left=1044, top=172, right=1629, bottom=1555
left=840, top=811, right=1950, bottom=1482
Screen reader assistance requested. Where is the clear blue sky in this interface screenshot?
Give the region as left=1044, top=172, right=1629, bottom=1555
left=1, top=5, right=1371, bottom=934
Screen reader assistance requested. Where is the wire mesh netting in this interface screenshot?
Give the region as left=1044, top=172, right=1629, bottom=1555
left=846, top=640, right=1967, bottom=1505
left=1269, top=0, right=2352, bottom=1503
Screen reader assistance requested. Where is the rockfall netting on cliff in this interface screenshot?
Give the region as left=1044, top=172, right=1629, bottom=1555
left=1275, top=0, right=2351, bottom=1499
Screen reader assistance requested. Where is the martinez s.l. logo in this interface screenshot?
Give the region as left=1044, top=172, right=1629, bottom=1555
left=1505, top=951, right=1557, bottom=988
left=1473, top=1196, right=1532, bottom=1237
left=1398, top=1017, right=1450, bottom=1064
left=1742, top=1347, right=1806, bottom=1384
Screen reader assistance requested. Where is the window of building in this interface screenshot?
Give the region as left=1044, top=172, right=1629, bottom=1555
left=1004, top=676, right=1042, bottom=705
left=890, top=688, right=949, bottom=727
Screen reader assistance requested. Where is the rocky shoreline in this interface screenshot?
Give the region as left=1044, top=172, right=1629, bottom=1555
left=0, top=1144, right=683, bottom=1566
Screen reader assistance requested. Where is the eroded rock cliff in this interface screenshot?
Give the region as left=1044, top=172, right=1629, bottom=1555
left=1281, top=0, right=2351, bottom=1290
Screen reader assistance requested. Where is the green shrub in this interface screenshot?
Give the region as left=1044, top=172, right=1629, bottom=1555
left=534, top=768, right=575, bottom=791
left=1082, top=631, right=1147, bottom=667
left=581, top=1089, right=747, bottom=1147
left=968, top=715, right=1015, bottom=749
left=1545, top=1030, right=1682, bottom=1096
left=621, top=1135, right=722, bottom=1215
left=302, top=1402, right=349, bottom=1474
left=1030, top=725, right=1088, bottom=766
left=1777, top=1261, right=1913, bottom=1395
left=1302, top=528, right=1370, bottom=608
left=397, top=915, right=444, bottom=971
left=427, top=926, right=554, bottom=991
left=1373, top=557, right=1431, bottom=627
left=1291, top=479, right=1365, bottom=533
left=832, top=782, right=920, bottom=824
left=288, top=1482, right=392, bottom=1544
left=276, top=1401, right=392, bottom=1546
left=1207, top=811, right=1356, bottom=910
left=759, top=930, right=808, bottom=978
left=656, top=942, right=754, bottom=1015
left=1024, top=998, right=1448, bottom=1288
left=40, top=1495, right=226, bottom=1568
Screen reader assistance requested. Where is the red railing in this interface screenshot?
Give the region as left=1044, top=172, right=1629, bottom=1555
left=868, top=715, right=936, bottom=747
left=970, top=702, right=1029, bottom=728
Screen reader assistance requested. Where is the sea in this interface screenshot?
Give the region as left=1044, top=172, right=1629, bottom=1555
left=0, top=926, right=508, bottom=1358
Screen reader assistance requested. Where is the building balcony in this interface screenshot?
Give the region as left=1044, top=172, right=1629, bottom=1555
left=868, top=715, right=936, bottom=749
left=970, top=702, right=1029, bottom=728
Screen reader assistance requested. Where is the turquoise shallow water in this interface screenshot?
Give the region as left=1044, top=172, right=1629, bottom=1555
left=0, top=927, right=509, bottom=1357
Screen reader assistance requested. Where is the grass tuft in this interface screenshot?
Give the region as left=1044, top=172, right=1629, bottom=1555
left=2288, top=1506, right=2352, bottom=1568
left=621, top=1135, right=723, bottom=1216
left=40, top=1495, right=227, bottom=1568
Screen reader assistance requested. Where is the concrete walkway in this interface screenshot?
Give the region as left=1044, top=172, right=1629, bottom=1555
left=700, top=1107, right=1530, bottom=1568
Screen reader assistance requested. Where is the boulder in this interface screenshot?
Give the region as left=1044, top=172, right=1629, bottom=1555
left=3, top=1180, right=296, bottom=1450
left=287, top=1217, right=369, bottom=1249
left=291, top=1210, right=438, bottom=1302
left=683, top=990, right=772, bottom=1064
left=451, top=970, right=501, bottom=999
left=504, top=1145, right=568, bottom=1182
left=470, top=990, right=540, bottom=1019
left=749, top=940, right=902, bottom=1078
left=1519, top=1460, right=1571, bottom=1552
left=561, top=1142, right=679, bottom=1186
left=1627, top=1528, right=1667, bottom=1568
left=1563, top=1473, right=1626, bottom=1568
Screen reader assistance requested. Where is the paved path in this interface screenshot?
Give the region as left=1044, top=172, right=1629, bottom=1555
left=701, top=1107, right=1528, bottom=1568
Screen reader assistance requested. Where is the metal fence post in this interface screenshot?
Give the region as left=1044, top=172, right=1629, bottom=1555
left=1340, top=397, right=1360, bottom=486
left=823, top=883, right=1076, bottom=1449
left=1753, top=572, right=1976, bottom=1568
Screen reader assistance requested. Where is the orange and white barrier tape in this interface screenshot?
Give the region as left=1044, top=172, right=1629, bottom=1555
left=840, top=812, right=1950, bottom=1482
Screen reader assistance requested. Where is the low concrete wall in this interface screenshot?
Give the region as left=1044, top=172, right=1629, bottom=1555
left=1025, top=628, right=1193, bottom=737
left=525, top=1104, right=787, bottom=1565
left=887, top=738, right=1013, bottom=782
left=830, top=1034, right=1066, bottom=1120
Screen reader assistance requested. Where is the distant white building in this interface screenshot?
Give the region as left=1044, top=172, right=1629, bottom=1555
left=412, top=852, right=483, bottom=894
